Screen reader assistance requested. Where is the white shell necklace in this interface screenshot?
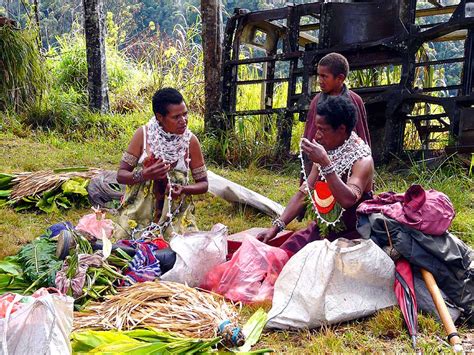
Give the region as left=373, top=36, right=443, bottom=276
left=299, top=132, right=371, bottom=227
left=131, top=117, right=192, bottom=239
left=147, top=117, right=192, bottom=164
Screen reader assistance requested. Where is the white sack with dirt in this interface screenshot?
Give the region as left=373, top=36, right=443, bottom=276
left=266, top=238, right=397, bottom=329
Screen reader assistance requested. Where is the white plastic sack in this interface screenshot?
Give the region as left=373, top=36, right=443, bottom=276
left=0, top=291, right=74, bottom=355
left=266, top=238, right=397, bottom=329
left=207, top=170, right=284, bottom=217
left=161, top=223, right=228, bottom=287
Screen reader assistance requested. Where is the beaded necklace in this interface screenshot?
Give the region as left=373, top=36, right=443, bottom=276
left=299, top=132, right=371, bottom=227
left=131, top=118, right=192, bottom=239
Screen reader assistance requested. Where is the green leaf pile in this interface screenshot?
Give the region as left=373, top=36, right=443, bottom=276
left=71, top=328, right=221, bottom=354
left=0, top=256, right=30, bottom=294
left=17, top=238, right=63, bottom=290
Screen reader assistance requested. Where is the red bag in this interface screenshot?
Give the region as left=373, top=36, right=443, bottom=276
left=201, top=236, right=289, bottom=303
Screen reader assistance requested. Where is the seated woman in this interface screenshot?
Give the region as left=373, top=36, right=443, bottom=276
left=116, top=88, right=208, bottom=240
left=259, top=95, right=374, bottom=256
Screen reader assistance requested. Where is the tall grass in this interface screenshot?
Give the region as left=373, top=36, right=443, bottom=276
left=0, top=24, right=46, bottom=112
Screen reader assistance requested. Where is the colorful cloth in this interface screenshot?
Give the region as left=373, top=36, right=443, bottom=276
left=357, top=184, right=455, bottom=235
left=55, top=254, right=103, bottom=298
left=120, top=239, right=169, bottom=284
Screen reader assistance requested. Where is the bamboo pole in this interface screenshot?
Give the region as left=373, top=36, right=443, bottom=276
left=420, top=268, right=463, bottom=353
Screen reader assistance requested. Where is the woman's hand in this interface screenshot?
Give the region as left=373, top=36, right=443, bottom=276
left=256, top=226, right=279, bottom=244
left=301, top=138, right=331, bottom=166
left=168, top=184, right=184, bottom=200
left=142, top=158, right=170, bottom=181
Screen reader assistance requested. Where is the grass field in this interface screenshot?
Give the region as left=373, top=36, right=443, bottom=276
left=0, top=129, right=472, bottom=352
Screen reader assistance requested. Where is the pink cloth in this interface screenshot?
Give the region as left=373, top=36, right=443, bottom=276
left=357, top=184, right=455, bottom=236
left=76, top=212, right=114, bottom=239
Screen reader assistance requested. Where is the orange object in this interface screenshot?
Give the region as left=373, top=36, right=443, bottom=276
left=421, top=268, right=463, bottom=351
left=314, top=181, right=336, bottom=214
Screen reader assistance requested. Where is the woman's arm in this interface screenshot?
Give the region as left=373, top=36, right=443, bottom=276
left=117, top=127, right=169, bottom=185
left=169, top=134, right=208, bottom=198
left=259, top=163, right=320, bottom=243
left=301, top=138, right=373, bottom=209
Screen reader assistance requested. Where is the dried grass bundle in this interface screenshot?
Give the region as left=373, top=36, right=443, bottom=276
left=10, top=168, right=101, bottom=201
left=74, top=281, right=240, bottom=339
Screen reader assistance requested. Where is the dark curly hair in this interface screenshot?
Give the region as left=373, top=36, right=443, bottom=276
left=318, top=52, right=349, bottom=78
left=152, top=88, right=184, bottom=116
left=316, top=96, right=356, bottom=133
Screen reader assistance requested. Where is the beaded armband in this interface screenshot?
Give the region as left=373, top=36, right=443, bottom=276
left=191, top=165, right=208, bottom=180
left=122, top=151, right=138, bottom=168
left=320, top=162, right=336, bottom=178
left=272, top=217, right=286, bottom=233
left=347, top=183, right=362, bottom=202
left=132, top=167, right=144, bottom=183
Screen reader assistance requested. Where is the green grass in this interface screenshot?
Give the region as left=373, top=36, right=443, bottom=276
left=0, top=129, right=472, bottom=352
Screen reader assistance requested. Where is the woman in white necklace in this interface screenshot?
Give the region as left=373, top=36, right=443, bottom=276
left=258, top=96, right=374, bottom=257
left=116, top=88, right=208, bottom=240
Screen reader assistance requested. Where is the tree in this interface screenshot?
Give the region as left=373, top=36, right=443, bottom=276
left=83, top=0, right=109, bottom=112
left=201, top=0, right=224, bottom=133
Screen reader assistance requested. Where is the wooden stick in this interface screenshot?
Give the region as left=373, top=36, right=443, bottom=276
left=420, top=268, right=463, bottom=352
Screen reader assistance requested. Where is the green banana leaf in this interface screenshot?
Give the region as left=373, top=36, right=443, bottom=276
left=0, top=190, right=11, bottom=198
left=71, top=329, right=221, bottom=354
left=239, top=308, right=268, bottom=352
left=0, top=174, right=14, bottom=189
left=0, top=256, right=30, bottom=294
left=62, top=177, right=88, bottom=196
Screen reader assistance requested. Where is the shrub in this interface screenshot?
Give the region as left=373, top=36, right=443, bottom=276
left=0, top=25, right=46, bottom=112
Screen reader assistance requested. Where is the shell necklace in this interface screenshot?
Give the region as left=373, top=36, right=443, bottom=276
left=132, top=118, right=192, bottom=239
left=299, top=132, right=371, bottom=227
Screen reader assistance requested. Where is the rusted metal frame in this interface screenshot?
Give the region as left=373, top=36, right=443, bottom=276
left=420, top=84, right=463, bottom=93
left=300, top=23, right=320, bottom=32
left=236, top=77, right=288, bottom=85
left=419, top=22, right=449, bottom=29
left=416, top=5, right=457, bottom=18
left=227, top=14, right=249, bottom=128
left=414, top=57, right=465, bottom=67
left=227, top=108, right=290, bottom=116
left=408, top=114, right=451, bottom=128
left=400, top=0, right=417, bottom=29
left=461, top=29, right=473, bottom=96
left=226, top=52, right=302, bottom=65
left=276, top=4, right=301, bottom=157
left=382, top=36, right=417, bottom=161
left=261, top=37, right=279, bottom=133
left=414, top=17, right=474, bottom=44
left=221, top=14, right=239, bottom=124
left=450, top=0, right=468, bottom=21
left=428, top=0, right=443, bottom=9
left=350, top=84, right=400, bottom=95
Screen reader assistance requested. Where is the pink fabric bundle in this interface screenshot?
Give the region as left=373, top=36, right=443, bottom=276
left=357, top=184, right=455, bottom=235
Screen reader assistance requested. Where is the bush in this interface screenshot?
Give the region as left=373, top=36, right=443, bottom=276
left=0, top=25, right=46, bottom=112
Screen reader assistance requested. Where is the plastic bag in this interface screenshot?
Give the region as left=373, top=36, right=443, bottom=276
left=160, top=224, right=228, bottom=287
left=75, top=210, right=114, bottom=240
left=0, top=288, right=74, bottom=355
left=266, top=238, right=397, bottom=329
left=201, top=236, right=289, bottom=303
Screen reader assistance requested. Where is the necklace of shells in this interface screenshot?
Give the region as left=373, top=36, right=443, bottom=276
left=133, top=117, right=192, bottom=238
left=299, top=132, right=371, bottom=227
